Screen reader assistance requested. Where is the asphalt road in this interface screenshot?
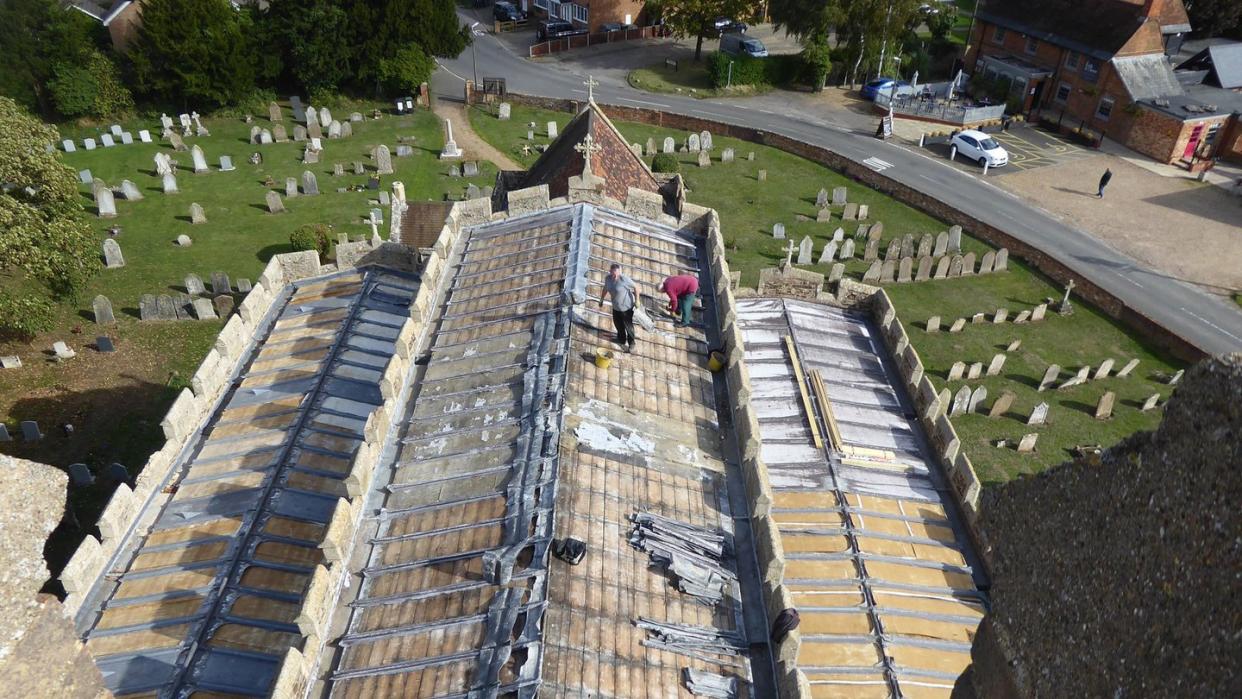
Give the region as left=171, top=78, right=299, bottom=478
left=434, top=16, right=1242, bottom=356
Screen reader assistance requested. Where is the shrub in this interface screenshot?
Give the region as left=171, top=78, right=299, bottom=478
left=801, top=39, right=832, bottom=91
left=290, top=223, right=331, bottom=257
left=651, top=153, right=680, bottom=173
left=0, top=291, right=57, bottom=340
left=48, top=51, right=134, bottom=120
left=707, top=52, right=802, bottom=89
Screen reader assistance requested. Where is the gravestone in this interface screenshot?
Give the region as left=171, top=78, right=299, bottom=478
left=948, top=361, right=965, bottom=380
left=63, top=139, right=76, bottom=152
left=663, top=137, right=675, bottom=153
left=272, top=124, right=288, bottom=143
left=1007, top=339, right=1022, bottom=352
left=1031, top=303, right=1048, bottom=321
left=1117, top=358, right=1140, bottom=378
left=934, top=256, right=950, bottom=279
left=915, top=256, right=932, bottom=281
left=988, top=390, right=1016, bottom=418
left=832, top=186, right=847, bottom=205
left=139, top=294, right=157, bottom=320
left=979, top=250, right=996, bottom=274
left=339, top=122, right=353, bottom=139
left=93, top=295, right=115, bottom=325
left=1059, top=366, right=1090, bottom=390
left=687, top=133, right=700, bottom=152
left=857, top=204, right=868, bottom=219
left=449, top=164, right=461, bottom=178
left=967, top=362, right=983, bottom=380
left=121, top=130, right=133, bottom=144
left=1094, top=391, right=1116, bottom=419
left=961, top=252, right=976, bottom=275
left=828, top=263, right=844, bottom=283
left=948, top=225, right=962, bottom=251
left=831, top=228, right=844, bottom=243
left=192, top=298, right=218, bottom=320
left=305, top=106, right=319, bottom=126
left=772, top=223, right=785, bottom=239
left=333, top=163, right=345, bottom=177
left=819, top=242, right=837, bottom=264
left=68, top=464, right=93, bottom=485
left=249, top=125, right=262, bottom=144
left=842, top=203, right=859, bottom=220
left=463, top=161, right=479, bottom=177
left=211, top=271, right=231, bottom=295
left=968, top=386, right=988, bottom=413
left=862, top=260, right=882, bottom=282
left=379, top=191, right=390, bottom=206
left=302, top=170, right=319, bottom=195
left=697, top=150, right=711, bottom=168
left=155, top=294, right=177, bottom=320
left=214, top=295, right=234, bottom=318
left=103, top=239, right=125, bottom=268
left=547, top=121, right=557, bottom=138
left=190, top=203, right=206, bottom=224
left=139, top=130, right=152, bottom=143
left=353, top=162, right=365, bottom=175
left=884, top=239, right=900, bottom=262
left=995, top=248, right=1009, bottom=271
left=163, top=172, right=178, bottom=194
left=319, top=107, right=333, bottom=125
left=1013, top=310, right=1031, bottom=324
left=286, top=178, right=298, bottom=198
left=328, top=121, right=342, bottom=138
left=100, top=134, right=115, bottom=147
left=866, top=222, right=884, bottom=241
left=816, top=208, right=831, bottom=223
left=120, top=180, right=143, bottom=201
left=185, top=274, right=206, bottom=295
left=880, top=259, right=896, bottom=282
left=864, top=239, right=879, bottom=261
left=701, top=131, right=713, bottom=150
left=926, top=316, right=941, bottom=333
left=1, top=355, right=22, bottom=369
left=816, top=188, right=829, bottom=208
left=971, top=313, right=985, bottom=324
left=645, top=137, right=657, bottom=156
left=268, top=101, right=281, bottom=122
left=993, top=308, right=1008, bottom=323
left=307, top=120, right=322, bottom=140
left=722, top=148, right=734, bottom=163
left=191, top=145, right=209, bottom=173
left=949, top=318, right=966, bottom=332
left=498, top=102, right=511, bottom=120
left=933, top=231, right=949, bottom=257
left=948, top=255, right=963, bottom=277
left=1093, top=358, right=1115, bottom=380
left=350, top=111, right=362, bottom=122
left=917, top=234, right=933, bottom=258
left=900, top=234, right=915, bottom=259
left=266, top=191, right=285, bottom=213
left=795, top=237, right=815, bottom=265
left=84, top=138, right=96, bottom=150
left=293, top=125, right=307, bottom=141
left=987, top=353, right=1007, bottom=376
left=1141, top=394, right=1160, bottom=411
left=169, top=132, right=188, bottom=151
left=897, top=257, right=913, bottom=283
left=236, top=279, right=252, bottom=293
left=1028, top=402, right=1049, bottom=425
left=110, top=124, right=123, bottom=137
left=466, top=183, right=480, bottom=199
left=839, top=239, right=855, bottom=260
left=375, top=145, right=393, bottom=175
left=758, top=170, right=767, bottom=181
left=1017, top=434, right=1039, bottom=453
left=96, top=187, right=117, bottom=218
left=79, top=169, right=92, bottom=184
left=950, top=386, right=971, bottom=416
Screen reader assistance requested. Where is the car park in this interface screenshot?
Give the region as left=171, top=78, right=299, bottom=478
left=861, top=77, right=914, bottom=100
left=950, top=129, right=1010, bottom=167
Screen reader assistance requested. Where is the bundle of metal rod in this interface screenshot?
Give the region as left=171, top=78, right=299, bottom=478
left=636, top=618, right=747, bottom=658
left=629, top=511, right=736, bottom=604
left=682, top=668, right=740, bottom=698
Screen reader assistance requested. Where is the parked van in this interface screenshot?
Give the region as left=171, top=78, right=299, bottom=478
left=720, top=33, right=768, bottom=58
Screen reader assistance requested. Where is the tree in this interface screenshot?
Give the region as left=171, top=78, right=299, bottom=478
left=1185, top=0, right=1242, bottom=39
left=127, top=0, right=257, bottom=108
left=771, top=0, right=919, bottom=85
left=48, top=50, right=134, bottom=119
left=339, top=0, right=468, bottom=91
left=262, top=0, right=352, bottom=91
left=378, top=44, right=437, bottom=95
left=645, top=0, right=753, bottom=61
left=0, top=0, right=104, bottom=118
left=0, top=98, right=97, bottom=336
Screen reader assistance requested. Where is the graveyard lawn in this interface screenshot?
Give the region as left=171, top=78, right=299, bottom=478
left=471, top=102, right=1183, bottom=483
left=1, top=102, right=496, bottom=573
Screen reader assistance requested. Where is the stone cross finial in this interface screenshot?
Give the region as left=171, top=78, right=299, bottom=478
left=783, top=240, right=797, bottom=267
left=1062, top=279, right=1075, bottom=305
left=574, top=133, right=602, bottom=176
left=584, top=75, right=599, bottom=103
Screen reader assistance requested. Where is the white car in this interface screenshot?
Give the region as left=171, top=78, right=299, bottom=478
left=951, top=129, right=1009, bottom=168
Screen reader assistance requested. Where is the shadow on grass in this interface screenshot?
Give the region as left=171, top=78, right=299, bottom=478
left=257, top=243, right=294, bottom=263
left=1061, top=399, right=1099, bottom=416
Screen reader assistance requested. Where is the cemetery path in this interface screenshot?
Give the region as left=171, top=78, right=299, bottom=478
left=433, top=100, right=522, bottom=171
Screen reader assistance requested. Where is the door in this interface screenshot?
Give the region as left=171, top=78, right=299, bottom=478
left=1184, top=124, right=1204, bottom=159
left=1029, top=80, right=1045, bottom=114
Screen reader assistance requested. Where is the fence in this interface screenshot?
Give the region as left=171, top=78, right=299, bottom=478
left=529, top=25, right=669, bottom=57
left=875, top=89, right=1007, bottom=126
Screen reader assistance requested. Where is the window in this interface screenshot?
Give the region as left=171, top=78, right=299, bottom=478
left=1025, top=36, right=1038, bottom=54
left=992, top=26, right=1006, bottom=43
left=570, top=2, right=587, bottom=22
left=1096, top=96, right=1114, bottom=121
left=1065, top=51, right=1080, bottom=71
left=1055, top=82, right=1072, bottom=103
left=1083, top=58, right=1100, bottom=82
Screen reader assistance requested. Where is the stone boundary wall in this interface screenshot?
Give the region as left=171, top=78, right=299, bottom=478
left=703, top=210, right=810, bottom=699
left=504, top=93, right=1206, bottom=363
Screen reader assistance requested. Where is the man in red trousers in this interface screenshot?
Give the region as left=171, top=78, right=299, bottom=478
left=659, top=274, right=699, bottom=327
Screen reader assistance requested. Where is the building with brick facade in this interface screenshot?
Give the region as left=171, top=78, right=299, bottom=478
left=965, top=0, right=1242, bottom=167
left=526, top=0, right=648, bottom=32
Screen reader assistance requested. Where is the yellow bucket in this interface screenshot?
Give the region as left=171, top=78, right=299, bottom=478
left=707, top=350, right=726, bottom=372
left=594, top=348, right=614, bottom=369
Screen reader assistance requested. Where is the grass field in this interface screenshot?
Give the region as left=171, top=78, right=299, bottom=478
left=628, top=61, right=769, bottom=99
left=472, top=102, right=1182, bottom=484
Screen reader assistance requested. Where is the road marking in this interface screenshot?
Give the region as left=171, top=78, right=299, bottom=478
left=1181, top=308, right=1242, bottom=343
left=436, top=60, right=467, bottom=83
left=618, top=97, right=671, bottom=108
left=863, top=157, right=894, bottom=172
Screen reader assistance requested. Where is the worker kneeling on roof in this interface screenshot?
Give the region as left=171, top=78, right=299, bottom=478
left=660, top=274, right=699, bottom=328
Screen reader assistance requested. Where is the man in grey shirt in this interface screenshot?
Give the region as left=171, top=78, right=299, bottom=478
left=598, top=263, right=637, bottom=351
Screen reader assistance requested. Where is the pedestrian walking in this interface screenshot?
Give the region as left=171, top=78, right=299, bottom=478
left=1097, top=168, right=1113, bottom=198
left=599, top=263, right=637, bottom=352
left=659, top=274, right=700, bottom=328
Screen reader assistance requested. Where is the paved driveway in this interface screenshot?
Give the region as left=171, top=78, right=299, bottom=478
left=921, top=123, right=1097, bottom=177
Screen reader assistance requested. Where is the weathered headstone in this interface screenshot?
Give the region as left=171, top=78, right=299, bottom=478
left=926, top=316, right=941, bottom=333
left=163, top=172, right=178, bottom=194
left=68, top=463, right=93, bottom=485
left=950, top=386, right=971, bottom=416
left=697, top=150, right=711, bottom=168
left=900, top=234, right=915, bottom=259
left=987, top=353, right=1007, bottom=376
left=857, top=204, right=869, bottom=219
left=979, top=250, right=996, bottom=274
left=266, top=190, right=285, bottom=213
left=375, top=145, right=393, bottom=175
left=83, top=138, right=96, bottom=150
left=988, top=390, right=1016, bottom=418
left=214, top=294, right=234, bottom=318
left=864, top=239, right=879, bottom=261
left=102, top=239, right=125, bottom=268
left=993, top=308, right=1008, bottom=323
left=897, top=257, right=913, bottom=283
left=880, top=259, right=896, bottom=283
left=293, top=125, right=307, bottom=142
left=96, top=186, right=117, bottom=218
left=1140, top=394, right=1160, bottom=411
left=818, top=242, right=836, bottom=264
left=168, top=132, right=187, bottom=151
left=1013, top=310, right=1031, bottom=324
left=722, top=148, right=734, bottom=163
left=796, top=237, right=814, bottom=265
left=302, top=170, right=319, bottom=195
left=118, top=180, right=143, bottom=201
left=915, top=256, right=932, bottom=281
left=190, top=202, right=206, bottom=224
left=1017, top=433, right=1039, bottom=453
left=63, top=139, right=76, bottom=152
left=379, top=191, right=390, bottom=206
left=498, top=102, right=511, bottom=120
left=1094, top=391, right=1116, bottom=419
left=155, top=294, right=177, bottom=320
left=236, top=279, right=252, bottom=293
left=79, top=169, right=93, bottom=184
left=758, top=170, right=767, bottom=181
left=948, top=361, right=965, bottom=380
left=967, top=362, right=983, bottom=380
left=333, top=163, right=345, bottom=177
left=772, top=223, right=785, bottom=239
left=700, top=131, right=713, bottom=150
left=1027, top=402, right=1049, bottom=425
left=328, top=121, right=342, bottom=139
left=816, top=188, right=829, bottom=208
left=828, top=263, right=844, bottom=283
left=815, top=208, right=831, bottom=223
left=687, top=133, right=700, bottom=152
left=832, top=186, right=847, bottom=205
left=211, top=271, right=231, bottom=295
left=994, top=248, right=1009, bottom=271
left=547, top=121, right=558, bottom=138
left=934, top=256, right=950, bottom=279
left=663, top=137, right=675, bottom=153
left=968, top=386, right=988, bottom=413
left=949, top=318, right=966, bottom=333
left=0, top=356, right=22, bottom=369
left=1031, top=303, right=1048, bottom=321
left=463, top=161, right=480, bottom=177
left=947, top=225, right=962, bottom=251
left=862, top=261, right=882, bottom=282
left=1117, top=358, right=1140, bottom=378
left=1007, top=339, right=1022, bottom=352
left=191, top=145, right=209, bottom=173
left=1093, top=358, right=1115, bottom=380
left=933, top=231, right=949, bottom=257
left=93, top=295, right=115, bottom=325
left=917, top=234, right=933, bottom=258
left=842, top=203, right=859, bottom=220
left=948, top=255, right=964, bottom=277
left=139, top=294, right=157, bottom=320
left=884, top=239, right=900, bottom=262
left=839, top=239, right=855, bottom=260
left=961, top=252, right=976, bottom=275
left=100, top=134, right=115, bottom=148
left=971, top=313, right=985, bottom=324
left=185, top=273, right=206, bottom=295
left=286, top=178, right=299, bottom=198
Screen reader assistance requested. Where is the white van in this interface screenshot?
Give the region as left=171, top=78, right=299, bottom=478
left=720, top=33, right=768, bottom=58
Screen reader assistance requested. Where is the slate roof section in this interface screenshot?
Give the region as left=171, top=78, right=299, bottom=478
left=329, top=203, right=764, bottom=697
left=976, top=0, right=1165, bottom=60
left=1178, top=43, right=1242, bottom=90
left=1113, top=53, right=1184, bottom=100
left=736, top=298, right=989, bottom=698
left=78, top=269, right=418, bottom=697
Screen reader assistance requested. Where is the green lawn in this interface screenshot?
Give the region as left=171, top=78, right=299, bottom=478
left=472, top=102, right=1182, bottom=484
left=628, top=61, right=768, bottom=99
